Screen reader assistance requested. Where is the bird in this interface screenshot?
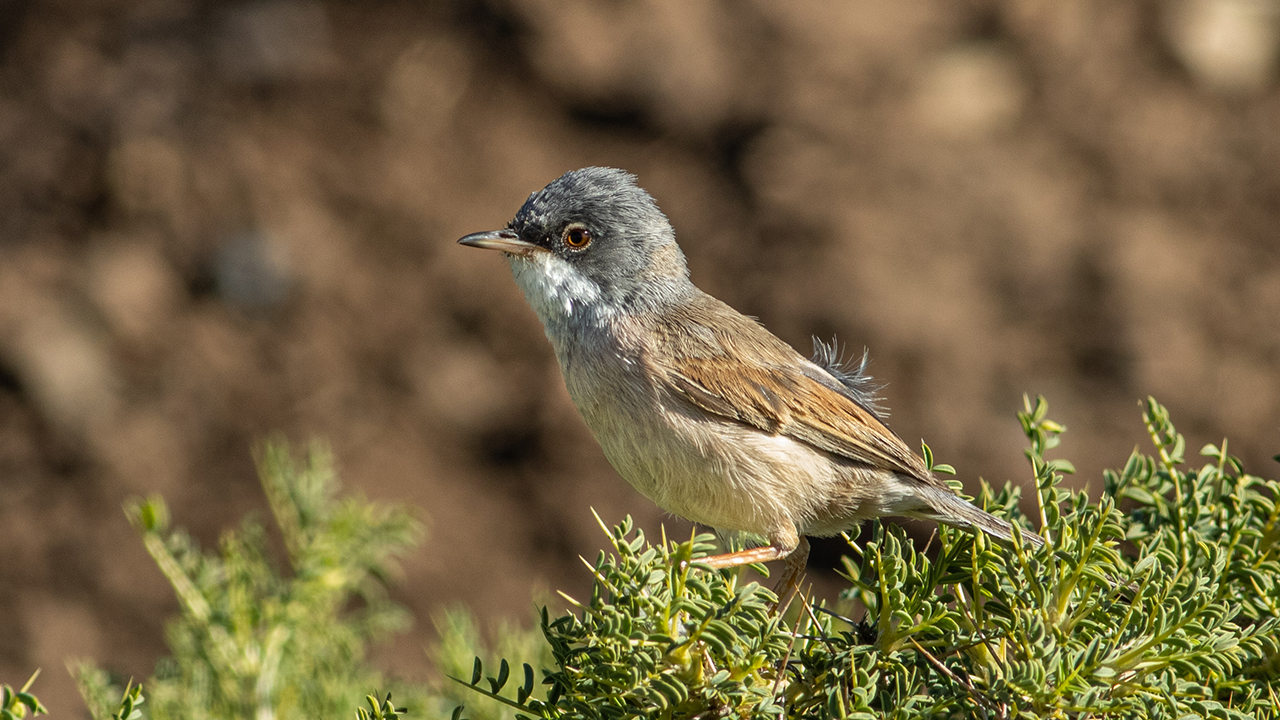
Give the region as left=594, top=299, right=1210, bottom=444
left=458, top=167, right=1043, bottom=599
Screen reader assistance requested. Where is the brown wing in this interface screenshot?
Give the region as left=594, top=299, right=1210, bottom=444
left=648, top=294, right=944, bottom=489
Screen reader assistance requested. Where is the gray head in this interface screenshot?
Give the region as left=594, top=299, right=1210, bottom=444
left=458, top=168, right=694, bottom=325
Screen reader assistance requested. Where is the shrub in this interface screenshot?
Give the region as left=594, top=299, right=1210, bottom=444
left=74, top=440, right=425, bottom=720
left=455, top=397, right=1280, bottom=719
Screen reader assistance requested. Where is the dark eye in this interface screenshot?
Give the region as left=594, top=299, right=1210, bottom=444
left=563, top=224, right=592, bottom=249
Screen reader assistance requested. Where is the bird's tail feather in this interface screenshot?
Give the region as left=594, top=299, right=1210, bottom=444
left=912, top=484, right=1045, bottom=547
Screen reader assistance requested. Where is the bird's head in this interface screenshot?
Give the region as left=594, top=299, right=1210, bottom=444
left=458, top=167, right=694, bottom=325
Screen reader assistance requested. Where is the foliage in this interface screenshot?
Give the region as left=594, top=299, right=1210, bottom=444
left=108, top=681, right=145, bottom=720
left=1, top=671, right=47, bottom=720
left=429, top=607, right=554, bottom=720
left=454, top=397, right=1280, bottom=719
left=11, top=671, right=142, bottom=720
left=356, top=692, right=408, bottom=720
left=74, top=439, right=425, bottom=720
left=73, top=666, right=143, bottom=720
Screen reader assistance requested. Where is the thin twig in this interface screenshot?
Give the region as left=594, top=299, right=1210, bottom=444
left=907, top=637, right=996, bottom=720
left=921, top=527, right=938, bottom=557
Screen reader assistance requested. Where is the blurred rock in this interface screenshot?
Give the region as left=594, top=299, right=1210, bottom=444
left=86, top=238, right=183, bottom=344
left=114, top=42, right=196, bottom=138
left=43, top=37, right=120, bottom=125
left=108, top=136, right=189, bottom=226
left=413, top=343, right=519, bottom=434
left=215, top=231, right=292, bottom=309
left=381, top=37, right=472, bottom=139
left=0, top=290, right=120, bottom=436
left=216, top=0, right=337, bottom=82
left=914, top=44, right=1027, bottom=139
left=1165, top=0, right=1280, bottom=94
left=755, top=0, right=955, bottom=82
left=514, top=0, right=767, bottom=133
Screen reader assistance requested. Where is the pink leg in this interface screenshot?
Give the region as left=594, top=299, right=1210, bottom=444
left=700, top=544, right=793, bottom=569
left=770, top=537, right=810, bottom=608
left=695, top=526, right=810, bottom=610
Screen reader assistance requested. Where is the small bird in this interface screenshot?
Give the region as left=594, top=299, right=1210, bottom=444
left=459, top=167, right=1042, bottom=596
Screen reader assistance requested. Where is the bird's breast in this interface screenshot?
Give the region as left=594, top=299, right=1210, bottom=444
left=552, top=322, right=844, bottom=537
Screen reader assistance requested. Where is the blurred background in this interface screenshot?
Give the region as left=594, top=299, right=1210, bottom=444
left=2, top=0, right=1279, bottom=712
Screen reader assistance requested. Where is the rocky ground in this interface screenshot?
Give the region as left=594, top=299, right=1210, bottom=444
left=2, top=0, right=1278, bottom=711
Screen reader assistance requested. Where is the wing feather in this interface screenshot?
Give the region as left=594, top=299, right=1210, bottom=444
left=648, top=294, right=941, bottom=488
left=668, top=356, right=930, bottom=482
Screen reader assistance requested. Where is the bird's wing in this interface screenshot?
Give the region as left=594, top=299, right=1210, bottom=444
left=648, top=297, right=943, bottom=489
left=665, top=358, right=934, bottom=482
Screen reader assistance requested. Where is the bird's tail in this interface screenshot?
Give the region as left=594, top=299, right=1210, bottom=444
left=911, top=484, right=1045, bottom=548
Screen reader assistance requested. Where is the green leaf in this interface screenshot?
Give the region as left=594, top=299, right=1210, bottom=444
left=517, top=663, right=534, bottom=704
left=495, top=658, right=510, bottom=692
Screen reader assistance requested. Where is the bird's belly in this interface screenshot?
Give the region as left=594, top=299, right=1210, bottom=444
left=569, top=371, right=845, bottom=537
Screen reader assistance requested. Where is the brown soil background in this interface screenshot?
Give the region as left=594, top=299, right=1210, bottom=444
left=2, top=0, right=1278, bottom=712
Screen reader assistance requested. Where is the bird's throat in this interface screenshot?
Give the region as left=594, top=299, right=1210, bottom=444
left=508, top=253, right=617, bottom=334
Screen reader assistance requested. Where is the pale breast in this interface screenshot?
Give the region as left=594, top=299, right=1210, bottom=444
left=558, top=337, right=847, bottom=538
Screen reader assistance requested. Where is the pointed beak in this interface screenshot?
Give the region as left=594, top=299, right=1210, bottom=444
left=457, top=229, right=545, bottom=257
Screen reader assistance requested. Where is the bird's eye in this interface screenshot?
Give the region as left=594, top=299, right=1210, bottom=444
left=562, top=224, right=592, bottom=249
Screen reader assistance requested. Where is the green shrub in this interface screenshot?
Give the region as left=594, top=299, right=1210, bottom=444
left=455, top=397, right=1280, bottom=719
left=74, top=440, right=425, bottom=720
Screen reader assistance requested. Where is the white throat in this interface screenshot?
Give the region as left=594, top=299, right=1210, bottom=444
left=508, top=253, right=616, bottom=334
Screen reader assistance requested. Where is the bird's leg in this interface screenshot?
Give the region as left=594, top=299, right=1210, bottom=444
left=770, top=537, right=810, bottom=609
left=699, top=523, right=800, bottom=569
left=699, top=544, right=793, bottom=569
left=696, top=527, right=809, bottom=608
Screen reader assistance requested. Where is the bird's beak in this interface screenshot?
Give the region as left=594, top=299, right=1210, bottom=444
left=457, top=229, right=545, bottom=257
